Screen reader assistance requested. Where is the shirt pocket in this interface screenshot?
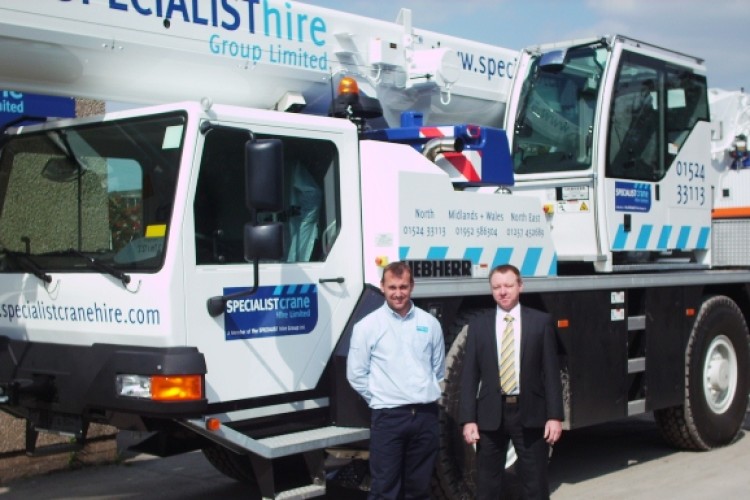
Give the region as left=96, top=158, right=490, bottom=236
left=410, top=332, right=433, bottom=362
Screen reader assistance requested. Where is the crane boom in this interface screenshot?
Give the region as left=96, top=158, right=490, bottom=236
left=0, top=0, right=519, bottom=127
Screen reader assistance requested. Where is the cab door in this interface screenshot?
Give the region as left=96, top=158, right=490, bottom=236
left=182, top=115, right=363, bottom=403
left=602, top=45, right=712, bottom=270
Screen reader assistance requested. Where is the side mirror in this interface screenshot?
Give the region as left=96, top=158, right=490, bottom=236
left=244, top=223, right=284, bottom=261
left=245, top=139, right=283, bottom=212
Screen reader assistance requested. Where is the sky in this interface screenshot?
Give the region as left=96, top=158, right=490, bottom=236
left=306, top=0, right=747, bottom=92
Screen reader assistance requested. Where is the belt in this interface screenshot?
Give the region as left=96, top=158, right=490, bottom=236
left=503, top=395, right=519, bottom=404
left=380, top=402, right=438, bottom=415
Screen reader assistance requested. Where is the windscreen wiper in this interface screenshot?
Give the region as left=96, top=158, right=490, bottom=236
left=0, top=115, right=48, bottom=149
left=0, top=248, right=52, bottom=284
left=66, top=248, right=131, bottom=287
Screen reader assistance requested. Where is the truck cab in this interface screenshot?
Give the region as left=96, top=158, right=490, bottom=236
left=506, top=36, right=712, bottom=273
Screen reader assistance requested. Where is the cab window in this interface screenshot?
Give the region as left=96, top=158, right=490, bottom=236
left=194, top=129, right=340, bottom=265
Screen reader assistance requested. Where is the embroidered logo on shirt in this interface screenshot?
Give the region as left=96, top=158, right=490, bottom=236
left=417, top=326, right=429, bottom=333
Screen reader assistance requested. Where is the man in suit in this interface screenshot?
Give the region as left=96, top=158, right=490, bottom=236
left=459, top=264, right=563, bottom=500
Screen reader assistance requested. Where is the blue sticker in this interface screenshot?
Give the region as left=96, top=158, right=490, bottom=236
left=223, top=284, right=318, bottom=340
left=615, top=181, right=651, bottom=212
left=417, top=326, right=429, bottom=333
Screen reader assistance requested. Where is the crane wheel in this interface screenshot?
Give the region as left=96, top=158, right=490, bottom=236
left=655, top=295, right=750, bottom=450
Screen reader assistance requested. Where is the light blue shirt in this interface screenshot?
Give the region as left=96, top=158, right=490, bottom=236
left=347, top=302, right=445, bottom=409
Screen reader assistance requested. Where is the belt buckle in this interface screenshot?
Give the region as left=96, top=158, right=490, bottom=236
left=505, top=395, right=518, bottom=404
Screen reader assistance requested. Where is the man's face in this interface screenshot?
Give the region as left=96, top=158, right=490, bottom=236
left=381, top=270, right=414, bottom=316
left=490, top=270, right=523, bottom=312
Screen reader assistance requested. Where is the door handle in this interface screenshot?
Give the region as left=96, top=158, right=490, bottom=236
left=319, top=277, right=345, bottom=284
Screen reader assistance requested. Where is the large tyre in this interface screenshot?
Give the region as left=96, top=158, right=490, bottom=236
left=433, top=310, right=519, bottom=500
left=655, top=295, right=750, bottom=450
left=202, top=444, right=259, bottom=485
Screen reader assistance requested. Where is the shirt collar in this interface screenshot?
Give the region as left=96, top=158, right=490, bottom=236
left=497, top=303, right=521, bottom=319
left=384, top=301, right=415, bottom=319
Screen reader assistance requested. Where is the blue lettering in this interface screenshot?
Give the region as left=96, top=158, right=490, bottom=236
left=165, top=0, right=189, bottom=21
left=109, top=0, right=128, bottom=12
left=64, top=0, right=327, bottom=47
left=131, top=0, right=151, bottom=15
left=246, top=0, right=260, bottom=33
left=221, top=0, right=240, bottom=30
left=192, top=0, right=207, bottom=26
left=310, top=16, right=325, bottom=46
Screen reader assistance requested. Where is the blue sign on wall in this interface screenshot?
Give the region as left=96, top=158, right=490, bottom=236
left=0, top=90, right=76, bottom=127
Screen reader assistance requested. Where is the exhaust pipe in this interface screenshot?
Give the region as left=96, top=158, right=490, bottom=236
left=422, top=137, right=464, bottom=161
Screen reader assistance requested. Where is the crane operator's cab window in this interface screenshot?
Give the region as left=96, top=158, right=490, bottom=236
left=607, top=51, right=709, bottom=181
left=194, top=129, right=341, bottom=265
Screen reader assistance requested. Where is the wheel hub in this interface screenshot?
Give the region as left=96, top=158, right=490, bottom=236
left=702, top=334, right=738, bottom=414
left=706, top=357, right=729, bottom=392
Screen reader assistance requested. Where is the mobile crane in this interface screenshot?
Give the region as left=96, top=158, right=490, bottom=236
left=0, top=1, right=748, bottom=499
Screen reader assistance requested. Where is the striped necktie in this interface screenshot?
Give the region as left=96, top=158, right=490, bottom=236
left=499, top=314, right=517, bottom=394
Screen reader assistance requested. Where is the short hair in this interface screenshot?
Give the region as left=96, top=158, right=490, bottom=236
left=489, top=264, right=522, bottom=284
left=381, top=261, right=414, bottom=285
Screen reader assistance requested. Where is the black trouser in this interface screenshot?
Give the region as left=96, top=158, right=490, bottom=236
left=368, top=403, right=439, bottom=500
left=476, top=399, right=550, bottom=500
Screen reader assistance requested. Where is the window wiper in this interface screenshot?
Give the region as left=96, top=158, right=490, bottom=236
left=0, top=248, right=52, bottom=284
left=66, top=248, right=132, bottom=287
left=0, top=115, right=48, bottom=150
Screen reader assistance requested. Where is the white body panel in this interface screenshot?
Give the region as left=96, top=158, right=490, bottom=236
left=359, top=141, right=557, bottom=286
left=603, top=122, right=713, bottom=257
left=511, top=177, right=601, bottom=263
left=0, top=101, right=201, bottom=347
left=181, top=105, right=363, bottom=402
left=0, top=0, right=518, bottom=127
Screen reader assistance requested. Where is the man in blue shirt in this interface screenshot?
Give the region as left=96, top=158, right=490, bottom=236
left=347, top=261, right=445, bottom=499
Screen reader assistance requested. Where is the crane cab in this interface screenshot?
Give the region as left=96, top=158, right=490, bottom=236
left=506, top=35, right=712, bottom=273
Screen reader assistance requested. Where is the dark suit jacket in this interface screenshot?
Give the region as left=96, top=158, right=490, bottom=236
left=459, top=306, right=564, bottom=430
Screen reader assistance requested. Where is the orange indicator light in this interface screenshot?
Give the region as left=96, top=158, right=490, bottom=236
left=150, top=375, right=203, bottom=401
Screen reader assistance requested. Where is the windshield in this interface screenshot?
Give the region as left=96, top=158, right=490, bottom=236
left=0, top=112, right=185, bottom=273
left=513, top=45, right=607, bottom=174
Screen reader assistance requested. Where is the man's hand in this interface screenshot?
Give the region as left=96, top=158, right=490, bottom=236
left=463, top=422, right=480, bottom=445
left=544, top=419, right=562, bottom=445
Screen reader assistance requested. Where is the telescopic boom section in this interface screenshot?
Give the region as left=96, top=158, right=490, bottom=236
left=0, top=0, right=519, bottom=127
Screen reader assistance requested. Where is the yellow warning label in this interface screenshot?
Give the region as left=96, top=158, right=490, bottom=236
left=580, top=202, right=589, bottom=211
left=145, top=224, right=167, bottom=238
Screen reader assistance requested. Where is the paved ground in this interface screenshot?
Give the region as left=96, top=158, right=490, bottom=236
left=1, top=409, right=748, bottom=499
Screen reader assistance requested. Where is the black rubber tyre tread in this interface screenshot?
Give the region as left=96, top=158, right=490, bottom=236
left=202, top=444, right=259, bottom=485
left=654, top=295, right=750, bottom=450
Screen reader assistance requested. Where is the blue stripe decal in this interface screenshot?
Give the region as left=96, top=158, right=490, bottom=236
left=612, top=225, right=628, bottom=250
left=520, top=248, right=542, bottom=277
left=635, top=225, right=653, bottom=250
left=657, top=225, right=672, bottom=250
left=464, top=247, right=483, bottom=264
left=696, top=226, right=710, bottom=249
left=548, top=254, right=558, bottom=276
left=426, top=247, right=449, bottom=259
left=676, top=226, right=691, bottom=249
left=399, top=247, right=409, bottom=260
left=273, top=286, right=284, bottom=295
left=492, top=248, right=513, bottom=268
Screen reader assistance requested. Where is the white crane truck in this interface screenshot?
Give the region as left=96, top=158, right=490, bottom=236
left=0, top=1, right=749, bottom=498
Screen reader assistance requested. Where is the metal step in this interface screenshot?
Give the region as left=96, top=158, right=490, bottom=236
left=269, top=482, right=326, bottom=500
left=183, top=419, right=370, bottom=459
left=628, top=357, right=646, bottom=374
left=627, top=398, right=646, bottom=416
